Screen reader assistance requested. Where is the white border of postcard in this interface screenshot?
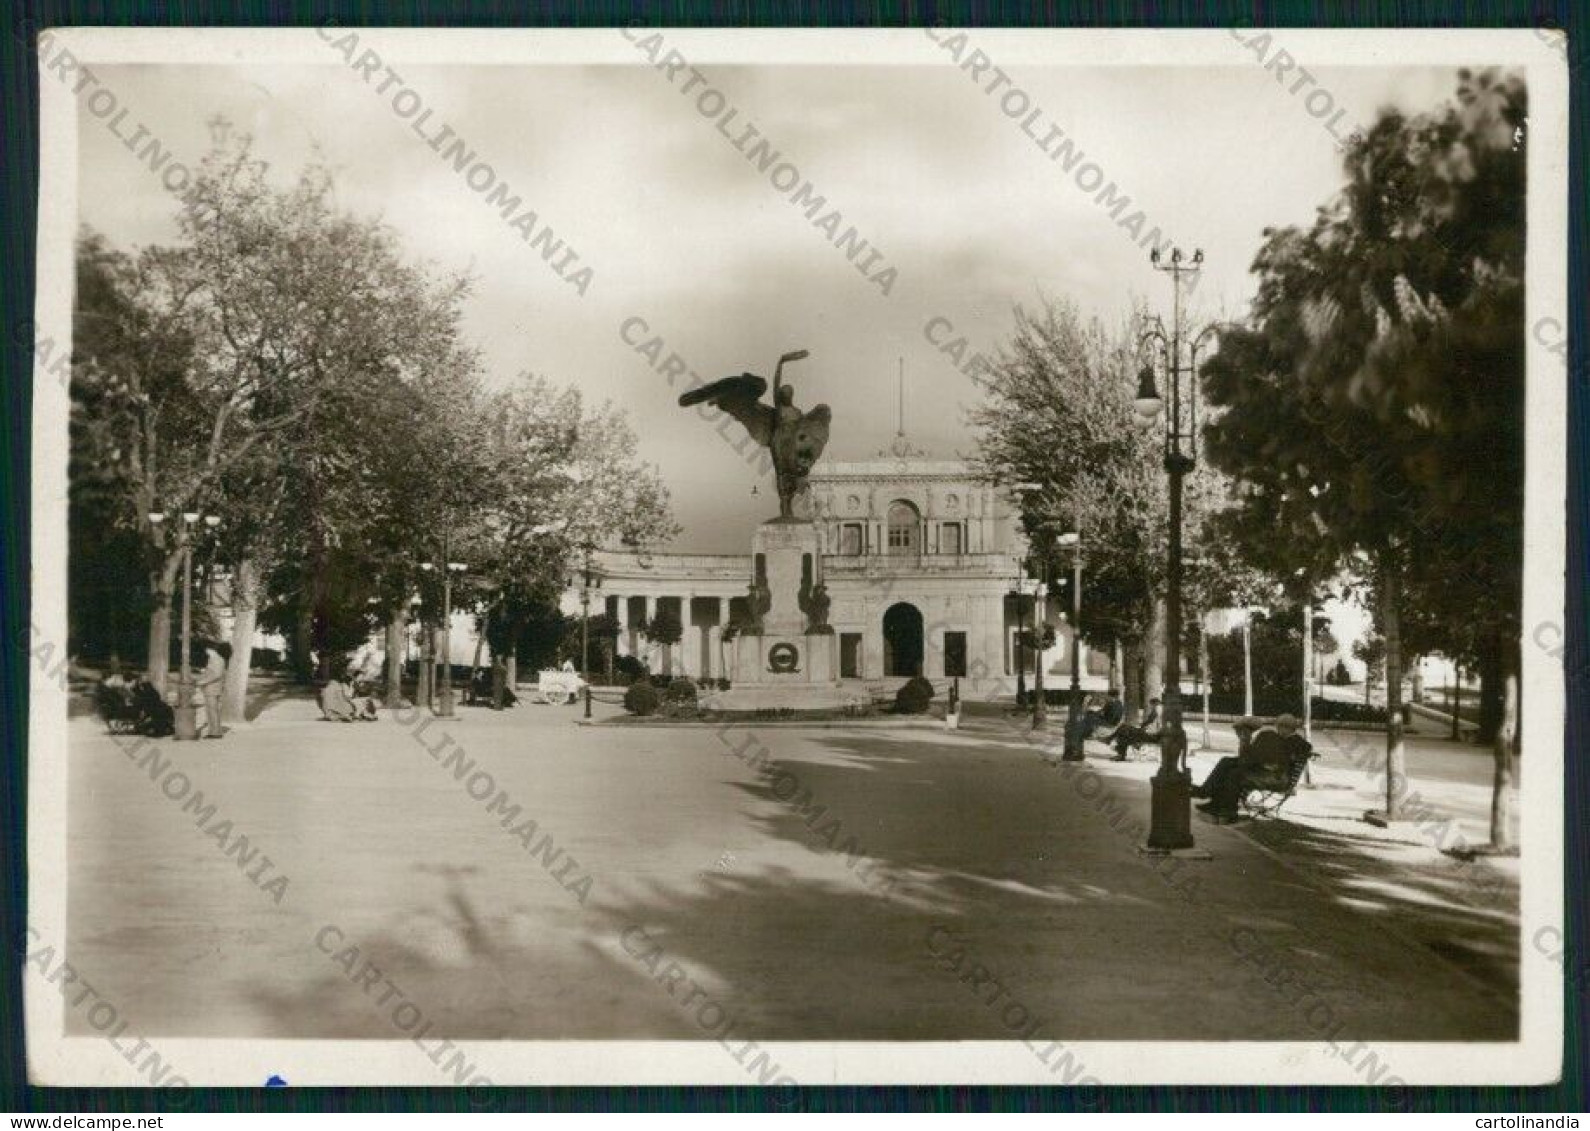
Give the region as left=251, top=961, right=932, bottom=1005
left=26, top=25, right=1569, bottom=1086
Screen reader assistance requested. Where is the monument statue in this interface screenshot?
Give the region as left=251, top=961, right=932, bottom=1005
left=744, top=578, right=771, bottom=635
left=799, top=578, right=832, bottom=636
left=678, top=350, right=831, bottom=520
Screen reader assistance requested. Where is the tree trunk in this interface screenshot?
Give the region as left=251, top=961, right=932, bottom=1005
left=1108, top=641, right=1120, bottom=691
left=385, top=608, right=407, bottom=708
left=1302, top=602, right=1314, bottom=740
left=1380, top=566, right=1408, bottom=820
left=222, top=556, right=261, bottom=724
left=471, top=620, right=487, bottom=699
left=1410, top=656, right=1424, bottom=705
left=292, top=603, right=314, bottom=683
left=1122, top=640, right=1144, bottom=717
left=1242, top=619, right=1254, bottom=717
left=145, top=551, right=183, bottom=689
left=1198, top=621, right=1211, bottom=749
left=505, top=654, right=517, bottom=692
left=1489, top=637, right=1520, bottom=851
left=419, top=625, right=435, bottom=711
left=1478, top=643, right=1503, bottom=744
left=1144, top=598, right=1165, bottom=722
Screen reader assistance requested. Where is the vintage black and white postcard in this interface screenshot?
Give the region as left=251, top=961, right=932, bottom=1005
left=24, top=25, right=1570, bottom=1087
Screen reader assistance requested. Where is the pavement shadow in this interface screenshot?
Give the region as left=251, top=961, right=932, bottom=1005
left=1240, top=815, right=1520, bottom=997
left=241, top=724, right=1517, bottom=1043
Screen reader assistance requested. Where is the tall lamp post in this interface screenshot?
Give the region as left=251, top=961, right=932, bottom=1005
left=422, top=542, right=467, bottom=718
left=1132, top=245, right=1215, bottom=853
left=1010, top=482, right=1043, bottom=713
left=578, top=544, right=603, bottom=720
left=148, top=508, right=219, bottom=740
left=1057, top=530, right=1085, bottom=760
left=1031, top=550, right=1048, bottom=732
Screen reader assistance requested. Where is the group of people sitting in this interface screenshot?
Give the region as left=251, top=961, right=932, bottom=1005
left=96, top=669, right=176, bottom=737
left=466, top=667, right=519, bottom=708
left=319, top=676, right=381, bottom=722
left=1072, top=689, right=1163, bottom=761
left=95, top=641, right=231, bottom=738
left=1069, top=689, right=1311, bottom=821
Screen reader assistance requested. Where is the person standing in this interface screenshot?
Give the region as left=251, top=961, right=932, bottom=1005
left=196, top=641, right=228, bottom=739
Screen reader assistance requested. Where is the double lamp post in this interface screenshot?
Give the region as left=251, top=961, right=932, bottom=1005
left=1133, top=245, right=1219, bottom=853
left=148, top=507, right=220, bottom=740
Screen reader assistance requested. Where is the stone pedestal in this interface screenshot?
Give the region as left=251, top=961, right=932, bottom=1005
left=705, top=520, right=865, bottom=713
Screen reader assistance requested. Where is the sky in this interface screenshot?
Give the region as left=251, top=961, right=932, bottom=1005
left=78, top=55, right=1465, bottom=560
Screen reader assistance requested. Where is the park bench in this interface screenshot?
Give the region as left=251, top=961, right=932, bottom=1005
left=95, top=681, right=139, bottom=734
left=95, top=678, right=174, bottom=737
left=1238, top=738, right=1317, bottom=818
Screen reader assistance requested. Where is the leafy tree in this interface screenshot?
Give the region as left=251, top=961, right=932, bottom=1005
left=971, top=298, right=1172, bottom=712
left=1202, top=69, right=1524, bottom=836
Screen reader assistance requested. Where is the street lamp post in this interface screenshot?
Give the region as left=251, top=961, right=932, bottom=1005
left=148, top=509, right=218, bottom=740
left=1032, top=559, right=1047, bottom=730
left=1057, top=530, right=1085, bottom=760
left=578, top=546, right=603, bottom=720
left=422, top=540, right=467, bottom=718
left=1011, top=574, right=1029, bottom=710
left=1134, top=245, right=1214, bottom=853
left=1009, top=482, right=1044, bottom=713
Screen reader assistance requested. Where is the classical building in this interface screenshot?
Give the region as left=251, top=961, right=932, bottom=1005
left=575, top=438, right=1111, bottom=695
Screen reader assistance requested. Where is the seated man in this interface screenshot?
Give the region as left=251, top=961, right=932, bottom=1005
left=1109, top=697, right=1162, bottom=761
left=1080, top=688, right=1125, bottom=740
left=1192, top=713, right=1301, bottom=820
left=129, top=678, right=175, bottom=737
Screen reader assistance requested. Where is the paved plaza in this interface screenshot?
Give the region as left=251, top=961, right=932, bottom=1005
left=65, top=693, right=1518, bottom=1043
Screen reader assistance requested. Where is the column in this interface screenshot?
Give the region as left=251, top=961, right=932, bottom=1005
left=615, top=594, right=629, bottom=656
left=685, top=592, right=700, bottom=679
left=715, top=596, right=729, bottom=681
left=863, top=599, right=883, bottom=678
left=643, top=596, right=656, bottom=672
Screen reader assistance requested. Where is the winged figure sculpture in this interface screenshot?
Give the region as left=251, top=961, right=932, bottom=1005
left=678, top=353, right=831, bottom=520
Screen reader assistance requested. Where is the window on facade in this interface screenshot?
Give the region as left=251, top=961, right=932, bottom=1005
left=840, top=523, right=863, bottom=556
left=886, top=502, right=919, bottom=555
left=940, top=523, right=962, bottom=555
left=944, top=631, right=967, bottom=678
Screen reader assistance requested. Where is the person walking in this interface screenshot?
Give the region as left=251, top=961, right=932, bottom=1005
left=196, top=641, right=228, bottom=739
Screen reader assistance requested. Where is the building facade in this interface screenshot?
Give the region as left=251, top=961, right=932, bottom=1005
left=577, top=446, right=1111, bottom=695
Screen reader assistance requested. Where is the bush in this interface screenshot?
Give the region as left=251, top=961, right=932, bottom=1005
left=614, top=654, right=649, bottom=686
left=623, top=678, right=660, bottom=716
left=1326, top=658, right=1353, bottom=686
left=893, top=676, right=935, bottom=715
left=664, top=676, right=698, bottom=703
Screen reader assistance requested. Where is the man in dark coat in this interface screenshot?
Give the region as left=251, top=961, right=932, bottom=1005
left=1193, top=713, right=1302, bottom=820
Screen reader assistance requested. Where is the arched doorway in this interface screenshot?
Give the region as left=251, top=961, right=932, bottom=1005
left=883, top=602, right=925, bottom=677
